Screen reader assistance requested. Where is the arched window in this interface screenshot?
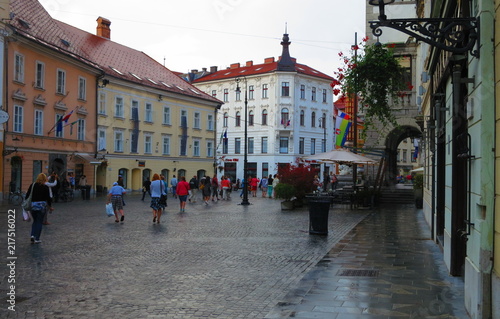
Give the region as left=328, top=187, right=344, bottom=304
left=223, top=112, right=228, bottom=127
left=281, top=108, right=289, bottom=126
left=249, top=110, right=254, bottom=126
left=235, top=111, right=241, bottom=127
left=262, top=109, right=268, bottom=125
left=300, top=110, right=305, bottom=126
left=311, top=111, right=316, bottom=127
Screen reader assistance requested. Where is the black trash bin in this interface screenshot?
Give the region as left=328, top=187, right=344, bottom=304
left=306, top=196, right=331, bottom=235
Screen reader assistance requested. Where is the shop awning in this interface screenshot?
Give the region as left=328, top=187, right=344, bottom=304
left=75, top=153, right=104, bottom=165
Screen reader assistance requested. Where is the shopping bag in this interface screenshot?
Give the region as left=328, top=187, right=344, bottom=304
left=105, top=203, right=114, bottom=217
left=22, top=208, right=32, bottom=222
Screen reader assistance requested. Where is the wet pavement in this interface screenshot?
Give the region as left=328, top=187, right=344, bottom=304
left=0, top=192, right=467, bottom=318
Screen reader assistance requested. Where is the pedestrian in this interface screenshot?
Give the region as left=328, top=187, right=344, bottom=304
left=221, top=176, right=231, bottom=200
left=313, top=175, right=322, bottom=191
left=331, top=173, right=338, bottom=190
left=259, top=175, right=268, bottom=197
left=170, top=175, right=178, bottom=198
left=188, top=175, right=198, bottom=203
left=239, top=177, right=246, bottom=198
left=79, top=174, right=87, bottom=188
left=116, top=175, right=126, bottom=206
left=202, top=176, right=211, bottom=205
left=250, top=175, right=259, bottom=197
left=176, top=176, right=190, bottom=213
left=26, top=173, right=53, bottom=244
left=267, top=174, right=274, bottom=198
left=272, top=174, right=280, bottom=198
left=141, top=177, right=151, bottom=201
left=211, top=174, right=219, bottom=201
left=107, top=182, right=126, bottom=223
left=43, top=173, right=58, bottom=225
left=150, top=174, right=167, bottom=223
left=68, top=172, right=75, bottom=190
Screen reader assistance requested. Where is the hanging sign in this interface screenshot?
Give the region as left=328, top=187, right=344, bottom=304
left=0, top=110, right=9, bottom=124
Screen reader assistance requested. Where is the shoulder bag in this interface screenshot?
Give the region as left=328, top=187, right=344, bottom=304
left=159, top=181, right=167, bottom=206
left=22, top=183, right=35, bottom=211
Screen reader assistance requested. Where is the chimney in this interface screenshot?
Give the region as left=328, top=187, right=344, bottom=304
left=210, top=66, right=218, bottom=73
left=230, top=63, right=240, bottom=69
left=264, top=57, right=275, bottom=64
left=246, top=61, right=253, bottom=67
left=96, top=17, right=111, bottom=39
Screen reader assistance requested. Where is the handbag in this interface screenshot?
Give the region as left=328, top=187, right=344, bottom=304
left=22, top=183, right=35, bottom=211
left=159, top=181, right=167, bottom=206
left=105, top=203, right=114, bottom=217
left=22, top=208, right=32, bottom=222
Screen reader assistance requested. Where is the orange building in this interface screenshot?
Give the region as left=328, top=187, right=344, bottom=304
left=3, top=0, right=102, bottom=195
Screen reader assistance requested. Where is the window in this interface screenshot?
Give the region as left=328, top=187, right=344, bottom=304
left=211, top=90, right=217, bottom=98
left=207, top=140, right=214, bottom=157
left=299, top=137, right=305, bottom=154
left=235, top=111, right=241, bottom=127
left=262, top=84, right=268, bottom=98
left=261, top=137, right=268, bottom=153
left=322, top=89, right=327, bottom=103
left=321, top=113, right=326, bottom=128
left=311, top=111, right=316, bottom=127
left=235, top=138, right=241, bottom=154
left=397, top=149, right=401, bottom=162
left=402, top=149, right=407, bottom=162
left=262, top=109, right=268, bottom=125
left=115, top=97, right=124, bottom=118
left=279, top=137, right=289, bottom=154
left=300, top=110, right=305, bottom=126
left=311, top=138, right=316, bottom=155
left=281, top=82, right=290, bottom=96
left=77, top=119, right=85, bottom=141
left=14, top=53, right=24, bottom=83
left=114, top=131, right=124, bottom=152
left=311, top=87, right=316, bottom=101
left=163, top=106, right=171, bottom=125
left=98, top=128, right=106, bottom=151
left=98, top=92, right=106, bottom=114
left=280, top=108, right=289, bottom=126
left=207, top=114, right=214, bottom=130
left=162, top=136, right=171, bottom=155
left=55, top=114, right=63, bottom=138
left=35, top=61, right=45, bottom=88
left=248, top=137, right=254, bottom=154
left=300, top=84, right=305, bottom=99
left=131, top=100, right=139, bottom=120
left=248, top=85, right=254, bottom=100
left=145, top=103, right=153, bottom=122
left=144, top=135, right=152, bottom=154
left=181, top=110, right=188, bottom=128
left=411, top=150, right=416, bottom=162
left=56, top=69, right=66, bottom=94
left=193, top=112, right=200, bottom=129
left=223, top=88, right=229, bottom=102
left=249, top=110, right=254, bottom=126
left=34, top=109, right=43, bottom=135
left=223, top=112, right=228, bottom=127
left=222, top=137, right=228, bottom=154
left=130, top=131, right=138, bottom=153
left=78, top=77, right=86, bottom=100
left=262, top=162, right=269, bottom=179
left=235, top=89, right=241, bottom=101
left=193, top=140, right=200, bottom=156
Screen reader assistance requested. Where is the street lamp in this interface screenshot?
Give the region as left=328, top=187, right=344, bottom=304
left=368, top=0, right=479, bottom=57
left=235, top=77, right=250, bottom=205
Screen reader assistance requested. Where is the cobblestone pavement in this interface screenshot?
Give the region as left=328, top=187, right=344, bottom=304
left=265, top=205, right=468, bottom=319
left=0, top=192, right=368, bottom=318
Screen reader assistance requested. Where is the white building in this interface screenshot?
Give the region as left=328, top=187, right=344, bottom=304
left=192, top=33, right=334, bottom=182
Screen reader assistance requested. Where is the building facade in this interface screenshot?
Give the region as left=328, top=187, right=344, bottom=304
left=192, top=34, right=334, bottom=182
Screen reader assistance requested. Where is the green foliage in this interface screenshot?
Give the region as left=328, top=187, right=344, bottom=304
left=278, top=164, right=318, bottom=199
left=274, top=183, right=296, bottom=201
left=413, top=174, right=423, bottom=190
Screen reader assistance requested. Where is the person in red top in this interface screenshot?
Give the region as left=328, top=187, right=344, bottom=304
left=176, top=176, right=190, bottom=213
left=249, top=175, right=260, bottom=197
left=221, top=176, right=231, bottom=200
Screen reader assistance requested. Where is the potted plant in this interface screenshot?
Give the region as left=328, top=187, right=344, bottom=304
left=274, top=183, right=296, bottom=210
left=278, top=163, right=317, bottom=207
left=413, top=174, right=423, bottom=208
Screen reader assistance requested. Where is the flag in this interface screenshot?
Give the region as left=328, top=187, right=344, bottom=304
left=223, top=129, right=227, bottom=139
left=286, top=120, right=290, bottom=127
left=62, top=110, right=73, bottom=123
left=56, top=118, right=63, bottom=134
left=335, top=112, right=351, bottom=147
left=413, top=138, right=419, bottom=159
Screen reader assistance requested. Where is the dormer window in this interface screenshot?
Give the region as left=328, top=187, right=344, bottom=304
left=130, top=73, right=142, bottom=80
left=109, top=66, right=124, bottom=75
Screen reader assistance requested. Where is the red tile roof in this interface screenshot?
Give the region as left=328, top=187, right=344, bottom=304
left=10, top=0, right=221, bottom=105
left=194, top=59, right=333, bottom=83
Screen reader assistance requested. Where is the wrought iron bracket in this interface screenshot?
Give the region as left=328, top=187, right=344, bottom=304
left=369, top=17, right=479, bottom=58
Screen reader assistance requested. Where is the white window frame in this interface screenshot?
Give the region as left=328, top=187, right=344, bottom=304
left=114, top=130, right=124, bottom=152
left=78, top=76, right=87, bottom=100
left=262, top=84, right=268, bottom=98
left=207, top=140, right=214, bottom=157
left=162, top=135, right=171, bottom=155
left=56, top=68, right=66, bottom=95
left=115, top=96, right=124, bottom=118
left=280, top=137, right=289, bottom=154
left=193, top=112, right=201, bottom=129
left=34, top=109, right=43, bottom=136
left=145, top=102, right=153, bottom=122
left=98, top=92, right=107, bottom=115
left=14, top=53, right=24, bottom=83
left=163, top=105, right=171, bottom=125
left=131, top=100, right=139, bottom=120
left=207, top=114, right=214, bottom=131
left=98, top=128, right=107, bottom=151
left=193, top=139, right=200, bottom=157
left=144, top=134, right=152, bottom=154
left=35, top=61, right=45, bottom=89
left=77, top=119, right=85, bottom=141
left=261, top=136, right=268, bottom=153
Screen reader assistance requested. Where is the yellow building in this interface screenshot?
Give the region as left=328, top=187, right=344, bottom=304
left=57, top=17, right=222, bottom=191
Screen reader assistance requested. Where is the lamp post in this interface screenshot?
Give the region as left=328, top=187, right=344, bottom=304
left=235, top=77, right=250, bottom=205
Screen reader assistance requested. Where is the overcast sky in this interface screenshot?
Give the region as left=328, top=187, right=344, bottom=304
left=40, top=0, right=366, bottom=77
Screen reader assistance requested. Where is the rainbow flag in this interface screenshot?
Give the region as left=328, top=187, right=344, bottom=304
left=335, top=112, right=351, bottom=147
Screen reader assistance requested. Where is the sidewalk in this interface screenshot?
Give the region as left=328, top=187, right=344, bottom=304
left=265, top=204, right=468, bottom=318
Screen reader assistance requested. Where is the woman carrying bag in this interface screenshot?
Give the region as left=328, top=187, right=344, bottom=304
left=25, top=173, right=53, bottom=244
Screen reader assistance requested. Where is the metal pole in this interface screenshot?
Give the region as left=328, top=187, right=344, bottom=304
left=353, top=32, right=358, bottom=185
left=240, top=78, right=250, bottom=205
